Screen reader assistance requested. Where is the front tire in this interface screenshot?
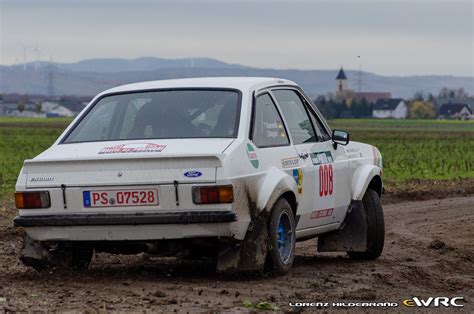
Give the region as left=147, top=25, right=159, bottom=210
left=266, top=198, right=296, bottom=275
left=347, top=189, right=385, bottom=260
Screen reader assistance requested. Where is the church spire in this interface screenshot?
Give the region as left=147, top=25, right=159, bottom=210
left=336, top=67, right=347, bottom=80
left=336, top=67, right=348, bottom=92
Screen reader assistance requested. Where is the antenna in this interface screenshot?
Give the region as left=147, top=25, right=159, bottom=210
left=357, top=55, right=362, bottom=92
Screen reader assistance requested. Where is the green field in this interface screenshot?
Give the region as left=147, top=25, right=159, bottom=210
left=0, top=117, right=473, bottom=195
left=330, top=119, right=474, bottom=183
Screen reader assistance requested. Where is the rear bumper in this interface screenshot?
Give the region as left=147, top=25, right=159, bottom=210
left=14, top=211, right=237, bottom=227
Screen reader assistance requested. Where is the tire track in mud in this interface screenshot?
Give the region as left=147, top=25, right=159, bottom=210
left=0, top=196, right=473, bottom=312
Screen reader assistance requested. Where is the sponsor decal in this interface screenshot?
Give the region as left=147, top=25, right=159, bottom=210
left=99, top=143, right=166, bottom=154
left=403, top=297, right=464, bottom=308
left=347, top=153, right=363, bottom=159
left=310, top=151, right=334, bottom=165
left=29, top=176, right=54, bottom=182
left=263, top=121, right=286, bottom=139
left=281, top=157, right=300, bottom=168
left=246, top=143, right=259, bottom=169
left=184, top=170, right=203, bottom=178
left=310, top=208, right=333, bottom=219
left=346, top=147, right=362, bottom=159
left=292, top=168, right=303, bottom=194
left=345, top=148, right=360, bottom=153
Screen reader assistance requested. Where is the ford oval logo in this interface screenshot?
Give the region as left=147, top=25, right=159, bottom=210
left=184, top=171, right=202, bottom=178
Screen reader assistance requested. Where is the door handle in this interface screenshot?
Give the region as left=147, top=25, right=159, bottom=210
left=299, top=153, right=309, bottom=160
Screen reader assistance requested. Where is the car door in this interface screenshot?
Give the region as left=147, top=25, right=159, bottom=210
left=305, top=101, right=351, bottom=224
left=249, top=92, right=293, bottom=192
left=271, top=89, right=349, bottom=232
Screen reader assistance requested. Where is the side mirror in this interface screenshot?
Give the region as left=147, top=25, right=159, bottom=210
left=332, top=129, right=349, bottom=148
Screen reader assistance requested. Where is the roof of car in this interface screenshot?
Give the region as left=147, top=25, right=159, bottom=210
left=101, top=77, right=298, bottom=95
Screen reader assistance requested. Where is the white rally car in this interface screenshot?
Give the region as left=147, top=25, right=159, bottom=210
left=14, top=77, right=384, bottom=275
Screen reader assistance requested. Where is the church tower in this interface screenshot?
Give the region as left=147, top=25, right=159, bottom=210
left=336, top=67, right=347, bottom=92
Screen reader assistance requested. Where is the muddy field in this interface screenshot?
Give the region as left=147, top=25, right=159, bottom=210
left=1, top=196, right=473, bottom=312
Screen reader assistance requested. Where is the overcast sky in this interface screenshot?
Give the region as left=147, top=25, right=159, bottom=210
left=1, top=0, right=473, bottom=76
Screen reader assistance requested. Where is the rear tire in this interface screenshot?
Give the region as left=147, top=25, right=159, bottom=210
left=347, top=189, right=385, bottom=260
left=266, top=198, right=296, bottom=275
left=19, top=234, right=93, bottom=271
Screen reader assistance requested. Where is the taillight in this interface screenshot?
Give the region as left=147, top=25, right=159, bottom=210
left=15, top=191, right=51, bottom=209
left=192, top=185, right=234, bottom=204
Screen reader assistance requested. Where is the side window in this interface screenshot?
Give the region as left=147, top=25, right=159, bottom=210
left=252, top=93, right=289, bottom=147
left=307, top=106, right=331, bottom=141
left=272, top=89, right=317, bottom=144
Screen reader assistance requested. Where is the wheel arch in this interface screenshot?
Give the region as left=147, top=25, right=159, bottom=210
left=351, top=164, right=383, bottom=200
left=255, top=167, right=298, bottom=215
left=367, top=175, right=383, bottom=197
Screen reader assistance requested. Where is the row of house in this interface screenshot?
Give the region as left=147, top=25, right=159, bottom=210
left=0, top=95, right=89, bottom=118
left=335, top=67, right=473, bottom=119
left=372, top=98, right=472, bottom=119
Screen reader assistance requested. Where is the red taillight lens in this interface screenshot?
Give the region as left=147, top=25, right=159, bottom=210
left=192, top=185, right=234, bottom=204
left=15, top=191, right=51, bottom=209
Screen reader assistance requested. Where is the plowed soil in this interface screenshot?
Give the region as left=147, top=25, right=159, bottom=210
left=0, top=196, right=473, bottom=312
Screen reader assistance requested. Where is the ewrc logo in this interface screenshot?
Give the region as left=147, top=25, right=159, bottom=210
left=403, top=297, right=464, bottom=307
left=99, top=143, right=166, bottom=154
left=246, top=143, right=259, bottom=169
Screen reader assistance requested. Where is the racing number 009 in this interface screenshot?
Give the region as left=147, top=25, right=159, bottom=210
left=319, top=164, right=333, bottom=197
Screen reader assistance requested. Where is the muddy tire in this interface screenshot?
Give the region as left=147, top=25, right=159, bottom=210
left=265, top=198, right=296, bottom=275
left=348, top=189, right=385, bottom=260
left=20, top=234, right=93, bottom=271
left=19, top=234, right=48, bottom=271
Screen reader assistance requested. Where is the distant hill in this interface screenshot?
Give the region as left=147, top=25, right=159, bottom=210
left=1, top=57, right=473, bottom=98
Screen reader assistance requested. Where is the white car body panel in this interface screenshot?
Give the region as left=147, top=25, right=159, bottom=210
left=15, top=77, right=383, bottom=243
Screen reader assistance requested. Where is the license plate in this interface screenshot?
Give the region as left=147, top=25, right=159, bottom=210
left=83, top=188, right=159, bottom=208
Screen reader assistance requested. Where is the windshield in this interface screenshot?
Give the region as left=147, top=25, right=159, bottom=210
left=63, top=89, right=241, bottom=143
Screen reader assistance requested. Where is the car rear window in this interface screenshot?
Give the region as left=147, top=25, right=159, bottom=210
left=63, top=89, right=241, bottom=143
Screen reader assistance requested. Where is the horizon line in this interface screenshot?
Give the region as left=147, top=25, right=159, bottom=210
left=1, top=56, right=473, bottom=78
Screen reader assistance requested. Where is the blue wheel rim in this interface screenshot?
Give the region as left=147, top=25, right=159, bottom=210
left=276, top=211, right=293, bottom=264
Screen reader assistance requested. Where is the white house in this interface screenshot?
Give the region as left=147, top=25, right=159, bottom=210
left=42, top=101, right=76, bottom=117
left=372, top=98, right=408, bottom=119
